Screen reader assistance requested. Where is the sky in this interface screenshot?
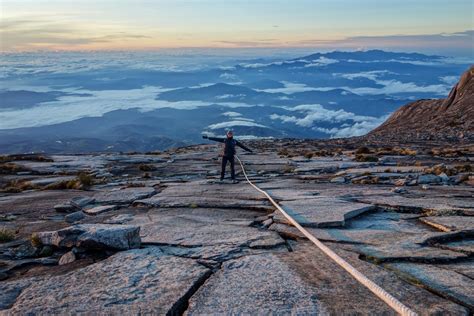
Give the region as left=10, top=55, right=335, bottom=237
left=1, top=0, right=473, bottom=55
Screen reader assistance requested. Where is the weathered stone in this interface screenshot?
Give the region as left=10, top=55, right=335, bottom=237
left=420, top=216, right=474, bottom=232
left=134, top=195, right=271, bottom=211
left=269, top=223, right=304, bottom=239
left=83, top=205, right=118, bottom=215
left=262, top=218, right=273, bottom=228
left=29, top=176, right=76, bottom=186
left=187, top=254, right=324, bottom=314
left=10, top=243, right=39, bottom=259
left=386, top=262, right=474, bottom=310
left=285, top=242, right=468, bottom=315
left=93, top=187, right=156, bottom=204
left=391, top=187, right=407, bottom=194
left=54, top=203, right=75, bottom=213
left=330, top=176, right=346, bottom=183
left=58, top=251, right=76, bottom=265
left=418, top=174, right=441, bottom=184
left=37, top=224, right=141, bottom=250
left=438, top=172, right=450, bottom=182
left=38, top=245, right=53, bottom=257
left=274, top=197, right=375, bottom=227
left=64, top=211, right=85, bottom=223
left=394, top=178, right=408, bottom=186
left=1, top=248, right=211, bottom=314
left=104, top=214, right=134, bottom=224
left=70, top=196, right=95, bottom=209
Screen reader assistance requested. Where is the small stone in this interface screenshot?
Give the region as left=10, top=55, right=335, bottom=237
left=39, top=246, right=54, bottom=257
left=0, top=272, right=8, bottom=281
left=262, top=218, right=273, bottom=228
left=54, top=204, right=75, bottom=213
left=394, top=178, right=407, bottom=186
left=330, top=176, right=346, bottom=183
left=16, top=171, right=31, bottom=176
left=13, top=243, right=39, bottom=259
left=438, top=172, right=449, bottom=182
left=421, top=184, right=430, bottom=190
left=391, top=187, right=407, bottom=194
left=58, top=251, right=76, bottom=265
left=70, top=197, right=95, bottom=209
left=65, top=211, right=85, bottom=223
left=83, top=205, right=117, bottom=215
left=104, top=214, right=134, bottom=224
left=418, top=174, right=441, bottom=185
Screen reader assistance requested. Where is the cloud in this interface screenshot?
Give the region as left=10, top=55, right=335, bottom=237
left=314, top=118, right=387, bottom=138
left=207, top=120, right=267, bottom=130
left=348, top=80, right=450, bottom=95
left=213, top=39, right=278, bottom=47
left=270, top=103, right=388, bottom=137
left=219, top=72, right=240, bottom=82
left=238, top=59, right=310, bottom=69
left=336, top=70, right=396, bottom=81
left=303, top=57, right=339, bottom=67
left=290, top=30, right=474, bottom=56
left=257, top=81, right=323, bottom=94
left=215, top=94, right=246, bottom=100
left=222, top=111, right=242, bottom=117
left=272, top=104, right=381, bottom=126
left=332, top=71, right=451, bottom=95
left=0, top=16, right=152, bottom=51
left=0, top=86, right=259, bottom=129
left=439, top=75, right=459, bottom=86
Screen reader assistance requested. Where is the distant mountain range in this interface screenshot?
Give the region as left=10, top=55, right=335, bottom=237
left=0, top=50, right=471, bottom=153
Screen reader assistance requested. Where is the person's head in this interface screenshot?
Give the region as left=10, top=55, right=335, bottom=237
left=226, top=130, right=234, bottom=138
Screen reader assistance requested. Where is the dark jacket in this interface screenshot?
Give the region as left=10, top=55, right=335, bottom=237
left=206, top=136, right=252, bottom=157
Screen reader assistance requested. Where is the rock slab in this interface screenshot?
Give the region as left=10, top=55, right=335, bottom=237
left=187, top=253, right=324, bottom=314
left=1, top=248, right=211, bottom=314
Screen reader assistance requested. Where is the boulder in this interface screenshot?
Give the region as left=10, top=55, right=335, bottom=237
left=37, top=224, right=141, bottom=250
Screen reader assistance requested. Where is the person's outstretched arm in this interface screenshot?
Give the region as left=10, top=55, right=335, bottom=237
left=236, top=140, right=253, bottom=153
left=202, top=135, right=225, bottom=143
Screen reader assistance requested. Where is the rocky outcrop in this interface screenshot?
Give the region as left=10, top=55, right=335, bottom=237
left=37, top=224, right=141, bottom=250
left=367, top=66, right=474, bottom=142
left=1, top=144, right=472, bottom=314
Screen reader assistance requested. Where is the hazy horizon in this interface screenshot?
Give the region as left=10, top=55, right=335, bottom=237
left=1, top=0, right=473, bottom=56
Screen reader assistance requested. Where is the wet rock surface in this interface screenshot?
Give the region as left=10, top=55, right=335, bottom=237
left=0, top=142, right=472, bottom=314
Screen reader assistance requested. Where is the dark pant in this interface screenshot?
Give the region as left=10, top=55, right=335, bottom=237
left=221, top=156, right=235, bottom=180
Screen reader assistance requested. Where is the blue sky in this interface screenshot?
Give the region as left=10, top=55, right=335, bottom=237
left=1, top=0, right=473, bottom=55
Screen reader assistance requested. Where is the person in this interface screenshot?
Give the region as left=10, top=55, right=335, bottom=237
left=203, top=130, right=253, bottom=182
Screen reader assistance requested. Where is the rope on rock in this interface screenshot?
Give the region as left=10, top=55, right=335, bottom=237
left=235, top=155, right=417, bottom=316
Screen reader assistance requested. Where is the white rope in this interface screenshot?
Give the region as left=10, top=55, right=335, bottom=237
left=235, top=155, right=417, bottom=316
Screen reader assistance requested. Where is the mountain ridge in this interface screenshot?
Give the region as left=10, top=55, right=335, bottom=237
left=366, top=66, right=473, bottom=143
